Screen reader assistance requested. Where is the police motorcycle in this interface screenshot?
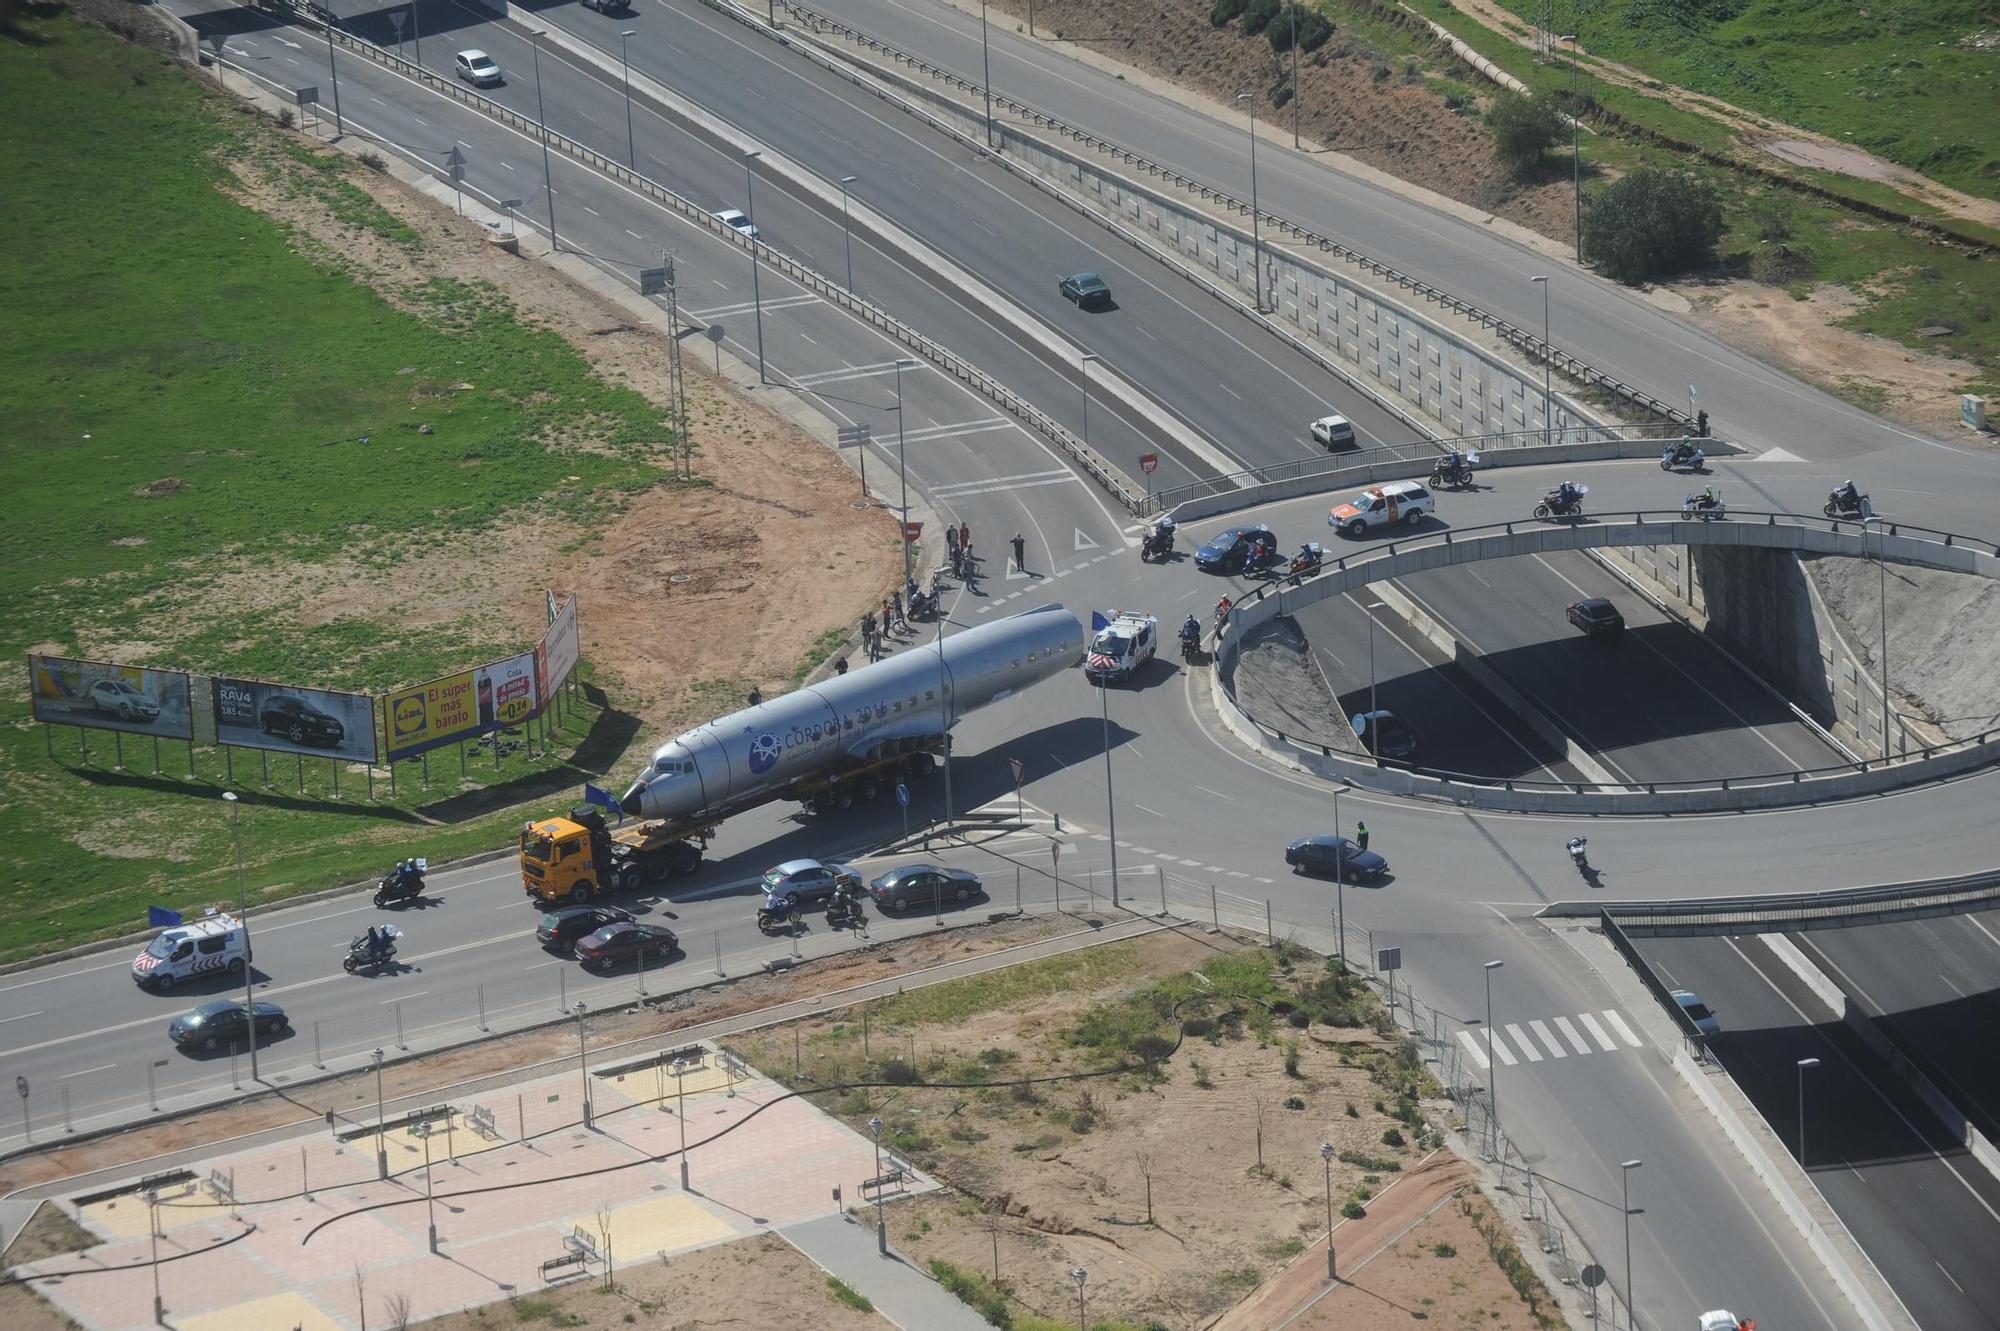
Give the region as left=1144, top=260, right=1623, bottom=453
left=1140, top=516, right=1177, bottom=563
left=1178, top=614, right=1201, bottom=662
left=1659, top=439, right=1706, bottom=472
left=1429, top=449, right=1479, bottom=489
left=755, top=897, right=804, bottom=935
left=1565, top=837, right=1589, bottom=872
left=1682, top=487, right=1726, bottom=521
left=344, top=923, right=402, bottom=974
left=1823, top=485, right=1871, bottom=520
left=374, top=857, right=428, bottom=908
left=906, top=577, right=938, bottom=623
left=1288, top=542, right=1325, bottom=581
left=825, top=882, right=868, bottom=931
left=1533, top=483, right=1587, bottom=520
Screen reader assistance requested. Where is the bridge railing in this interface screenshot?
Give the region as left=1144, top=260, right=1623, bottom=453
left=1539, top=870, right=2000, bottom=934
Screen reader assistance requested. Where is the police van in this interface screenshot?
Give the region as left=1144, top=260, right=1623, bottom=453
left=132, top=912, right=248, bottom=990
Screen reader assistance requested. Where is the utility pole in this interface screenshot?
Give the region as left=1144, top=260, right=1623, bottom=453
left=223, top=792, right=258, bottom=1082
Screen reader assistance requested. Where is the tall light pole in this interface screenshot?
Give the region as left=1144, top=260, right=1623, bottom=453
left=618, top=29, right=638, bottom=170
left=1796, top=1057, right=1820, bottom=1166
left=574, top=1002, right=592, bottom=1128
left=1620, top=1158, right=1642, bottom=1330
left=838, top=175, right=859, bottom=290
left=1866, top=514, right=1890, bottom=756
left=1333, top=785, right=1345, bottom=965
left=1482, top=960, right=1503, bottom=1158
left=744, top=150, right=766, bottom=384
left=1099, top=673, right=1121, bottom=910
left=409, top=1, right=421, bottom=69
left=146, top=1188, right=165, bottom=1324
left=1237, top=92, right=1264, bottom=313
left=868, top=1116, right=887, bottom=1254
left=321, top=4, right=345, bottom=137
left=222, top=792, right=258, bottom=1081
left=414, top=1121, right=439, bottom=1253
left=1365, top=600, right=1388, bottom=744
left=1290, top=5, right=1301, bottom=149
left=1319, top=1141, right=1336, bottom=1279
left=1562, top=34, right=1581, bottom=260
left=1530, top=275, right=1552, bottom=447
left=672, top=1056, right=690, bottom=1189
left=1079, top=353, right=1100, bottom=450
left=1071, top=1266, right=1089, bottom=1331
left=372, top=1047, right=388, bottom=1179
left=979, top=0, right=995, bottom=149
left=935, top=613, right=956, bottom=832
left=893, top=357, right=916, bottom=588
left=529, top=30, right=557, bottom=252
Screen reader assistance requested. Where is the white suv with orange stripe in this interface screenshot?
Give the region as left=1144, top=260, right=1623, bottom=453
left=1328, top=480, right=1434, bottom=538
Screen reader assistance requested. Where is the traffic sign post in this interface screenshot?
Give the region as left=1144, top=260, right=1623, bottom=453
left=1138, top=451, right=1158, bottom=501
left=838, top=422, right=872, bottom=495
left=1377, top=945, right=1402, bottom=1010
left=16, top=1075, right=28, bottom=1144
left=1007, top=756, right=1025, bottom=825
left=896, top=781, right=910, bottom=841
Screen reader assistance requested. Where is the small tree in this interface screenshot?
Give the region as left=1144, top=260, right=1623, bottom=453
left=1484, top=91, right=1566, bottom=177
left=383, top=1292, right=413, bottom=1331
left=1582, top=167, right=1726, bottom=283
left=1268, top=4, right=1334, bottom=53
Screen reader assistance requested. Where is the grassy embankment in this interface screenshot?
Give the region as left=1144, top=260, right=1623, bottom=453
left=0, top=13, right=675, bottom=961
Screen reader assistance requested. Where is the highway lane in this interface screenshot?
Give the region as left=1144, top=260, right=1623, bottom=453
left=1641, top=932, right=2000, bottom=1329
left=810, top=0, right=1987, bottom=465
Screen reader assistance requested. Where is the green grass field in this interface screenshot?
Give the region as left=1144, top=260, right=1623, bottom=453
left=0, top=13, right=677, bottom=961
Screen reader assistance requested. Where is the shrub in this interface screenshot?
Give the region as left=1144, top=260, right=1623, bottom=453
left=276, top=107, right=295, bottom=128
left=357, top=150, right=389, bottom=173
left=1485, top=91, right=1566, bottom=177
left=1381, top=1127, right=1406, bottom=1148
left=1180, top=1016, right=1215, bottom=1039
left=1432, top=1241, right=1456, bottom=1258
left=826, top=1277, right=874, bottom=1312
left=1210, top=0, right=1249, bottom=25
left=1583, top=168, right=1726, bottom=283
left=1132, top=1033, right=1175, bottom=1065
left=1342, top=1200, right=1367, bottom=1219
left=1748, top=242, right=1816, bottom=286
left=1282, top=1039, right=1302, bottom=1077
left=1268, top=5, right=1333, bottom=53
left=1241, top=0, right=1282, bottom=36
left=881, top=1060, right=924, bottom=1085
left=1284, top=1095, right=1307, bottom=1110
left=928, top=1259, right=1010, bottom=1326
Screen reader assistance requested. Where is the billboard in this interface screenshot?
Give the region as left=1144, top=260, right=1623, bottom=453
left=211, top=676, right=379, bottom=764
left=536, top=595, right=579, bottom=706
left=383, top=651, right=537, bottom=761
left=28, top=655, right=195, bottom=740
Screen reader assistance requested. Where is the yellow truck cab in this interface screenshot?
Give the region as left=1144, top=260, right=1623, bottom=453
left=520, top=807, right=708, bottom=904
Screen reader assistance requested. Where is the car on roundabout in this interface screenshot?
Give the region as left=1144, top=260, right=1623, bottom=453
left=762, top=858, right=862, bottom=908
left=574, top=922, right=679, bottom=972
left=1329, top=481, right=1434, bottom=538
left=169, top=999, right=288, bottom=1052
left=1284, top=835, right=1387, bottom=882
left=536, top=904, right=635, bottom=953
left=868, top=863, right=984, bottom=912
left=1194, top=524, right=1279, bottom=575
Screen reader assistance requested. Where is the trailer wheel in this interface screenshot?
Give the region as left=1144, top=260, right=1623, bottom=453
left=667, top=842, right=702, bottom=876
left=570, top=884, right=590, bottom=905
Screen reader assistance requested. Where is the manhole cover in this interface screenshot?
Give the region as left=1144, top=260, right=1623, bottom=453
left=852, top=501, right=871, bottom=509
left=669, top=573, right=692, bottom=584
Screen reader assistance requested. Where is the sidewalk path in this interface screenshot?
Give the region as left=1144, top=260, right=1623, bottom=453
left=783, top=1213, right=993, bottom=1331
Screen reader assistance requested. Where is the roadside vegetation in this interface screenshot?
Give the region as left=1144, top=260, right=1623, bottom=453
left=0, top=11, right=677, bottom=959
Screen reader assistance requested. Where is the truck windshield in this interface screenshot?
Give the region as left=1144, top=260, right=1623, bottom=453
left=520, top=831, right=555, bottom=862
left=1091, top=635, right=1129, bottom=658
left=145, top=935, right=177, bottom=960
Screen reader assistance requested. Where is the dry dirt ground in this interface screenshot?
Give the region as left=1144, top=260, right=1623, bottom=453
left=207, top=120, right=902, bottom=731
left=0, top=915, right=1068, bottom=1199
left=728, top=930, right=1554, bottom=1330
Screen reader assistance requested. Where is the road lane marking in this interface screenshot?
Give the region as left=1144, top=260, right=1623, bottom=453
left=1195, top=786, right=1234, bottom=801
left=61, top=1064, right=116, bottom=1079
left=385, top=991, right=429, bottom=1003
left=1455, top=1030, right=1489, bottom=1071
left=1602, top=1010, right=1643, bottom=1047
left=1578, top=1012, right=1619, bottom=1051
left=1552, top=1016, right=1591, bottom=1054
left=1527, top=1020, right=1567, bottom=1058
left=0, top=1010, right=43, bottom=1024
left=1503, top=1024, right=1543, bottom=1062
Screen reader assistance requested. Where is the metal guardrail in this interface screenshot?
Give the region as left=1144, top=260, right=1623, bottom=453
left=280, top=6, right=1145, bottom=515
left=773, top=0, right=1698, bottom=431
left=1541, top=869, right=2000, bottom=934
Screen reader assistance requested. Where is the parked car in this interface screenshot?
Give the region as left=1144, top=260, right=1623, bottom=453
left=1283, top=835, right=1388, bottom=882
left=762, top=858, right=862, bottom=908
left=715, top=208, right=759, bottom=239
left=1565, top=598, right=1625, bottom=639
left=1059, top=272, right=1112, bottom=309
left=1672, top=989, right=1721, bottom=1036
left=574, top=922, right=679, bottom=971
left=260, top=694, right=344, bottom=746
left=1194, top=524, right=1279, bottom=575
left=169, top=999, right=288, bottom=1051
left=1351, top=708, right=1418, bottom=761
left=88, top=678, right=159, bottom=721
left=1309, top=415, right=1356, bottom=450
left=454, top=50, right=503, bottom=86
left=536, top=905, right=635, bottom=953
left=581, top=0, right=629, bottom=11
left=868, top=864, right=984, bottom=912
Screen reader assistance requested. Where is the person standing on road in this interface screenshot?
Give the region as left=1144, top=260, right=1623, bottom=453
left=1011, top=532, right=1027, bottom=575
left=890, top=586, right=905, bottom=628
left=1355, top=821, right=1370, bottom=852
left=835, top=657, right=849, bottom=676
left=882, top=595, right=896, bottom=637
left=946, top=524, right=960, bottom=565
left=958, top=521, right=970, bottom=556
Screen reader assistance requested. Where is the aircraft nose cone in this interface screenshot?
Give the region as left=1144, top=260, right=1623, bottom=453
left=619, top=786, right=645, bottom=817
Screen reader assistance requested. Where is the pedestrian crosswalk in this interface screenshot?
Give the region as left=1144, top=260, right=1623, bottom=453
left=1455, top=1009, right=1646, bottom=1069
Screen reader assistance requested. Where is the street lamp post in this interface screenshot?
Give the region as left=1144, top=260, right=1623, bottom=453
left=1482, top=960, right=1504, bottom=1158
left=893, top=357, right=917, bottom=588
left=1562, top=34, right=1581, bottom=260
left=1332, top=785, right=1345, bottom=965
left=672, top=1057, right=690, bottom=1189
left=935, top=614, right=956, bottom=831
left=1290, top=5, right=1300, bottom=150
left=744, top=150, right=766, bottom=384
left=222, top=793, right=259, bottom=1081
left=1364, top=601, right=1387, bottom=739
left=1796, top=1057, right=1821, bottom=1166
left=529, top=30, right=557, bottom=252
left=1237, top=93, right=1264, bottom=313
left=1079, top=353, right=1100, bottom=451
left=415, top=1121, right=439, bottom=1253
left=868, top=1116, right=887, bottom=1254
left=1319, top=1142, right=1336, bottom=1279
left=574, top=1002, right=592, bottom=1128
left=979, top=0, right=995, bottom=150
left=1866, top=514, right=1890, bottom=756
left=146, top=1188, right=165, bottom=1324
left=1071, top=1267, right=1089, bottom=1331
left=372, top=1047, right=388, bottom=1179
left=619, top=30, right=638, bottom=170
left=410, top=1, right=421, bottom=69
left=321, top=6, right=345, bottom=136
left=1099, top=674, right=1120, bottom=910
left=838, top=175, right=859, bottom=290
left=1621, top=1159, right=1642, bottom=1330
left=1530, top=275, right=1552, bottom=447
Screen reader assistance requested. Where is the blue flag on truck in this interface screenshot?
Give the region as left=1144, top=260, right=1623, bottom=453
left=582, top=782, right=623, bottom=824
left=147, top=906, right=182, bottom=928
left=1090, top=610, right=1109, bottom=632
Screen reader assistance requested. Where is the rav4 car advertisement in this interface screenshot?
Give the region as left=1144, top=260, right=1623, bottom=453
left=211, top=676, right=379, bottom=764
left=28, top=654, right=194, bottom=740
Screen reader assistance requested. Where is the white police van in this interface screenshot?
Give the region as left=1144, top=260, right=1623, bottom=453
left=131, top=911, right=247, bottom=990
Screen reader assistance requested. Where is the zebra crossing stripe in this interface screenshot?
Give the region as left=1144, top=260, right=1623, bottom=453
left=1552, top=1016, right=1592, bottom=1055
left=1528, top=1020, right=1567, bottom=1059
left=1504, top=1024, right=1543, bottom=1063
left=1603, top=1009, right=1644, bottom=1048
left=1455, top=1030, right=1490, bottom=1071
left=1577, top=1012, right=1619, bottom=1052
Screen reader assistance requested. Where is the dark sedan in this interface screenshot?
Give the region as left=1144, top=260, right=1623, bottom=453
left=1284, top=835, right=1388, bottom=882
left=169, top=999, right=289, bottom=1051
left=574, top=922, right=679, bottom=971
left=536, top=905, right=635, bottom=953
left=260, top=694, right=345, bottom=746
left=1566, top=598, right=1625, bottom=639
left=1194, top=525, right=1279, bottom=575
left=1059, top=272, right=1111, bottom=309
left=869, top=863, right=984, bottom=912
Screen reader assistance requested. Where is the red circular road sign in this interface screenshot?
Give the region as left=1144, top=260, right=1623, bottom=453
left=1139, top=453, right=1159, bottom=474
left=901, top=521, right=923, bottom=542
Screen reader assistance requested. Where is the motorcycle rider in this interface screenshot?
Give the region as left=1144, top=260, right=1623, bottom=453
left=1834, top=478, right=1861, bottom=513
left=1550, top=480, right=1582, bottom=511
left=1696, top=485, right=1720, bottom=511
left=1214, top=595, right=1234, bottom=627
left=1180, top=613, right=1201, bottom=650
left=363, top=925, right=389, bottom=964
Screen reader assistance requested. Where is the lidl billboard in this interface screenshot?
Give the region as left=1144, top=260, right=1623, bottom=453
left=28, top=655, right=195, bottom=740
left=383, top=651, right=537, bottom=761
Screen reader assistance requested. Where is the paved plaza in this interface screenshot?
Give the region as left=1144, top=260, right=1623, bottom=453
left=20, top=1044, right=937, bottom=1331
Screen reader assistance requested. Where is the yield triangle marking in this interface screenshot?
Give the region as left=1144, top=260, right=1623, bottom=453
left=1756, top=447, right=1803, bottom=463
left=1006, top=560, right=1032, bottom=581
left=1074, top=528, right=1100, bottom=551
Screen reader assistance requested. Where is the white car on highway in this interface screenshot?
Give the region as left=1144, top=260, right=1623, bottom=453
left=454, top=50, right=503, bottom=87
left=715, top=208, right=760, bottom=240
